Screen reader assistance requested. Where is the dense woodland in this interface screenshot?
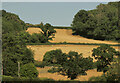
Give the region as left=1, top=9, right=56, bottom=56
left=2, top=10, right=38, bottom=78
left=2, top=10, right=56, bottom=81
left=72, top=2, right=120, bottom=41
left=1, top=1, right=120, bottom=82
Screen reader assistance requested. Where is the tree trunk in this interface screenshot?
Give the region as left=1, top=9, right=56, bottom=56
left=18, top=62, right=20, bottom=78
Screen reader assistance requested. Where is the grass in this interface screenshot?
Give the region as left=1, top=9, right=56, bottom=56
left=2, top=75, right=54, bottom=82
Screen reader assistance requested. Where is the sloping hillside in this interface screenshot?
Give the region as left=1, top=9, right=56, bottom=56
left=26, top=27, right=119, bottom=44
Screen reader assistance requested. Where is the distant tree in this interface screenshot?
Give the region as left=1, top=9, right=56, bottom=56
left=39, top=22, right=44, bottom=28
left=39, top=23, right=56, bottom=42
left=92, top=45, right=117, bottom=75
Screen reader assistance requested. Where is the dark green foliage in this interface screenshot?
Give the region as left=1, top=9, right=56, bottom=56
left=34, top=61, right=46, bottom=68
left=48, top=67, right=60, bottom=73
left=18, top=32, right=31, bottom=43
left=53, top=26, right=72, bottom=29
left=20, top=63, right=38, bottom=78
left=2, top=10, right=27, bottom=34
left=89, top=53, right=120, bottom=81
left=43, top=49, right=65, bottom=65
left=29, top=33, right=47, bottom=43
left=72, top=2, right=120, bottom=41
left=92, top=45, right=118, bottom=74
left=19, top=31, right=48, bottom=43
left=2, top=10, right=38, bottom=78
left=27, top=42, right=120, bottom=46
left=25, top=22, right=56, bottom=43
left=38, top=22, right=56, bottom=41
left=43, top=49, right=94, bottom=80
left=2, top=33, right=35, bottom=76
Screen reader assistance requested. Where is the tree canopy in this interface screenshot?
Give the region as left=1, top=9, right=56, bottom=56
left=72, top=2, right=120, bottom=41
left=43, top=49, right=94, bottom=80
left=2, top=10, right=38, bottom=78
left=92, top=45, right=119, bottom=74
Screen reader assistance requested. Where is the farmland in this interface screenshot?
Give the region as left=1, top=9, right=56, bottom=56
left=26, top=27, right=119, bottom=81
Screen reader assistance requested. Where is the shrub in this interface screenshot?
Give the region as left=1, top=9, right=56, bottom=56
left=43, top=49, right=64, bottom=65
left=20, top=63, right=38, bottom=78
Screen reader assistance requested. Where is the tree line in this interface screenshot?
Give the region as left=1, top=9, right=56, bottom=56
left=72, top=2, right=120, bottom=41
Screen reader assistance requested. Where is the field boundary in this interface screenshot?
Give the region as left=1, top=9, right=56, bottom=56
left=26, top=42, right=120, bottom=46
left=27, top=26, right=72, bottom=29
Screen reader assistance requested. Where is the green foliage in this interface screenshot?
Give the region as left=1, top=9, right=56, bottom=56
left=89, top=54, right=120, bottom=81
left=89, top=75, right=107, bottom=81
left=48, top=67, right=60, bottom=73
left=43, top=49, right=65, bottom=65
left=29, top=33, right=47, bottom=43
left=2, top=10, right=38, bottom=78
left=19, top=31, right=48, bottom=43
left=20, top=63, right=38, bottom=78
left=2, top=10, right=27, bottom=34
left=27, top=42, right=120, bottom=46
left=2, top=33, right=34, bottom=76
left=92, top=45, right=118, bottom=73
left=72, top=2, right=120, bottom=41
left=34, top=61, right=46, bottom=68
left=38, top=22, right=56, bottom=41
left=53, top=26, right=72, bottom=29
left=2, top=75, right=54, bottom=82
left=43, top=49, right=94, bottom=80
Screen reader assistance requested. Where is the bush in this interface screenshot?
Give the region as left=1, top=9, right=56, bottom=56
left=20, top=63, right=39, bottom=78
left=43, top=49, right=64, bottom=65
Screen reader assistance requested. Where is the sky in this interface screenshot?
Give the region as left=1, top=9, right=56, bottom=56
left=2, top=2, right=111, bottom=26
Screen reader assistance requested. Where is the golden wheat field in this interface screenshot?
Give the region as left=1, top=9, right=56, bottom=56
left=27, top=45, right=119, bottom=62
